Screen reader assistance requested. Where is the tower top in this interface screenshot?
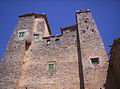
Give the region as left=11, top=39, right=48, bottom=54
left=19, top=13, right=51, bottom=34
left=76, top=9, right=90, bottom=13
left=19, top=13, right=46, bottom=18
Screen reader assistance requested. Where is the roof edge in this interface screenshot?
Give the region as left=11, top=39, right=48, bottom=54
left=60, top=24, right=77, bottom=31
left=19, top=13, right=46, bottom=18
left=76, top=9, right=90, bottom=14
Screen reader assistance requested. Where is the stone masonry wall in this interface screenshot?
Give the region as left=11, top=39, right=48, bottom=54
left=76, top=9, right=109, bottom=89
left=0, top=15, right=35, bottom=89
left=0, top=14, right=51, bottom=89
left=0, top=13, right=81, bottom=89
left=16, top=26, right=80, bottom=89
left=0, top=10, right=113, bottom=89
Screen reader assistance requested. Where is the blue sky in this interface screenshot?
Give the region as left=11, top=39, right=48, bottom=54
left=0, top=0, right=120, bottom=59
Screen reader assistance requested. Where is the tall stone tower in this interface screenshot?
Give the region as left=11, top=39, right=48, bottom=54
left=76, top=9, right=108, bottom=89
left=0, top=9, right=109, bottom=89
left=0, top=13, right=52, bottom=89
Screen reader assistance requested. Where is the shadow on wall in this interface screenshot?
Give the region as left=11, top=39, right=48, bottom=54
left=105, top=65, right=117, bottom=89
left=76, top=28, right=85, bottom=89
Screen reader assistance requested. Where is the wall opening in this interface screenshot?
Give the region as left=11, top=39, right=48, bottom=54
left=33, top=34, right=39, bottom=39
left=55, top=39, right=60, bottom=44
left=48, top=64, right=55, bottom=71
left=91, top=29, right=95, bottom=32
left=86, top=27, right=89, bottom=29
left=90, top=57, right=99, bottom=65
left=84, top=20, right=87, bottom=23
left=25, top=40, right=31, bottom=51
left=18, top=32, right=25, bottom=37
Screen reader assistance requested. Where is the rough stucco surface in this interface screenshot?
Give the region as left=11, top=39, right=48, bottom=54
left=0, top=9, right=117, bottom=89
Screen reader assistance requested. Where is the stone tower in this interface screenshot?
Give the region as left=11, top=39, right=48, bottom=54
left=0, top=9, right=109, bottom=89
left=76, top=9, right=108, bottom=89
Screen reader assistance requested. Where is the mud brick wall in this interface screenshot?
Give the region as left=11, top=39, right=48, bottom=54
left=109, top=38, right=120, bottom=89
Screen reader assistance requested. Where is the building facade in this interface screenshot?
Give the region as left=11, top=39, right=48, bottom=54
left=0, top=9, right=113, bottom=89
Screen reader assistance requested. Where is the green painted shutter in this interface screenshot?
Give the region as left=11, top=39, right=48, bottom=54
left=91, top=58, right=99, bottom=64
left=19, top=32, right=25, bottom=37
left=33, top=34, right=39, bottom=39
left=48, top=64, right=55, bottom=71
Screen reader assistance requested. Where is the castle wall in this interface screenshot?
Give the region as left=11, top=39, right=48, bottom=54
left=0, top=14, right=51, bottom=89
left=16, top=26, right=81, bottom=89
left=0, top=10, right=115, bottom=89
left=0, top=15, right=35, bottom=89
left=33, top=18, right=50, bottom=37
left=76, top=9, right=109, bottom=89
left=0, top=13, right=81, bottom=89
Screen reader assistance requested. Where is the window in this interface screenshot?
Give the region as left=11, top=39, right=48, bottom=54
left=33, top=34, right=39, bottom=39
left=84, top=20, right=87, bottom=23
left=91, top=29, right=95, bottom=32
left=55, top=39, right=60, bottom=44
left=86, top=27, right=89, bottom=29
left=25, top=40, right=31, bottom=51
left=91, top=57, right=99, bottom=65
left=48, top=64, right=55, bottom=71
left=18, top=32, right=25, bottom=37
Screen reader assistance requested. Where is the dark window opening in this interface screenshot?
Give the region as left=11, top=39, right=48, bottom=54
left=25, top=40, right=31, bottom=51
left=48, top=64, right=55, bottom=71
left=91, top=57, right=99, bottom=65
left=91, top=29, right=95, bottom=32
left=73, top=35, right=75, bottom=37
left=33, top=34, right=39, bottom=39
left=19, top=32, right=25, bottom=37
left=84, top=20, right=87, bottom=23
left=86, top=27, right=89, bottom=29
left=55, top=39, right=60, bottom=44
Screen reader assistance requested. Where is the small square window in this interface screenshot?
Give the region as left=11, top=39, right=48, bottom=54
left=33, top=34, right=39, bottom=39
left=18, top=32, right=25, bottom=37
left=91, top=58, right=99, bottom=65
left=48, top=64, right=55, bottom=71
